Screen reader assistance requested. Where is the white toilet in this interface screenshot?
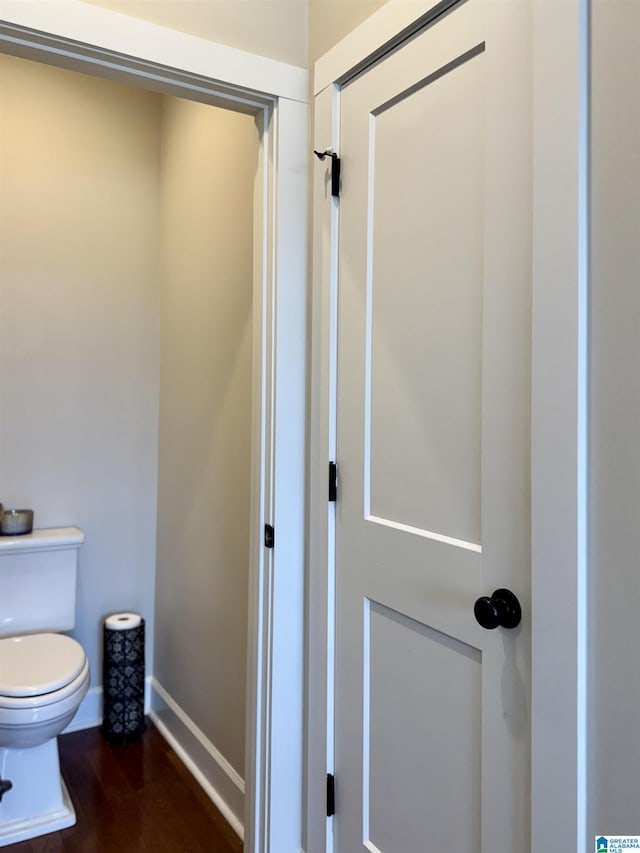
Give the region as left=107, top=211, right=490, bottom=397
left=0, top=527, right=89, bottom=847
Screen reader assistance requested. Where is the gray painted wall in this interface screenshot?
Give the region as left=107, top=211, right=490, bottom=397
left=588, top=0, right=640, bottom=836
left=154, top=96, right=257, bottom=777
left=0, top=54, right=161, bottom=685
left=308, top=0, right=387, bottom=66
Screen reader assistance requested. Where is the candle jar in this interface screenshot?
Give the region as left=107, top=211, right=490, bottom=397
left=0, top=509, right=34, bottom=535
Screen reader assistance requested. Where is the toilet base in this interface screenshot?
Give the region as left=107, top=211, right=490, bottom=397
left=0, top=740, right=76, bottom=847
left=0, top=777, right=75, bottom=847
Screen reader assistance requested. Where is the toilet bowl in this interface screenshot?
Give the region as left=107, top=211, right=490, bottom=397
left=0, top=634, right=90, bottom=747
left=0, top=633, right=89, bottom=847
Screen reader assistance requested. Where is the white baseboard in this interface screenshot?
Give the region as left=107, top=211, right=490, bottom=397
left=148, top=678, right=244, bottom=840
left=63, top=676, right=153, bottom=734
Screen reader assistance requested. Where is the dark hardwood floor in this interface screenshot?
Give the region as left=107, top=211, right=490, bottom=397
left=8, top=722, right=243, bottom=852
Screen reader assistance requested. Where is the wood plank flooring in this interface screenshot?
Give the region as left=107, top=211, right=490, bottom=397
left=7, top=722, right=243, bottom=852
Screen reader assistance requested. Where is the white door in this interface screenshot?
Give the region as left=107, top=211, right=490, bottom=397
left=334, top=2, right=532, bottom=852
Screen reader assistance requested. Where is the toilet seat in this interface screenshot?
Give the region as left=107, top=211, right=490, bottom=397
left=0, top=634, right=88, bottom=707
left=0, top=654, right=90, bottom=747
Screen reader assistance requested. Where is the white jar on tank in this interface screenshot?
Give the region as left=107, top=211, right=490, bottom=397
left=0, top=527, right=89, bottom=848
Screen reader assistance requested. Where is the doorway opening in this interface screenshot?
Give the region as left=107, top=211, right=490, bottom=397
left=0, top=16, right=307, bottom=853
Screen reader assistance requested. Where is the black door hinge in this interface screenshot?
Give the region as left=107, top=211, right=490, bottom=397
left=314, top=149, right=341, bottom=198
left=264, top=524, right=275, bottom=549
left=326, top=773, right=335, bottom=817
left=329, top=461, right=337, bottom=502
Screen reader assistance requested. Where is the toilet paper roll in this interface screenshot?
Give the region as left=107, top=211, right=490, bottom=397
left=105, top=612, right=142, bottom=631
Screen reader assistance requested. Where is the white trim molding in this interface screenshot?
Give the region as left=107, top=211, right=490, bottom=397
left=531, top=1, right=590, bottom=851
left=307, top=79, right=340, bottom=853
left=0, top=0, right=307, bottom=102
left=149, top=679, right=244, bottom=839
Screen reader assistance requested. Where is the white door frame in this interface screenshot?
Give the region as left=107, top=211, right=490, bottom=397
left=0, top=5, right=308, bottom=852
left=307, top=2, right=589, bottom=852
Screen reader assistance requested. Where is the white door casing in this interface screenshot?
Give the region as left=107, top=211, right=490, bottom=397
left=0, top=5, right=308, bottom=852
left=335, top=2, right=531, bottom=850
left=309, top=2, right=589, bottom=853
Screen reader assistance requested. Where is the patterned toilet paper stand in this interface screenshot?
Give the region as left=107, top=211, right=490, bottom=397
left=102, top=615, right=146, bottom=744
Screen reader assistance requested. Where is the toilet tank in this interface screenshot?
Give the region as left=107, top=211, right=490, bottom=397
left=0, top=527, right=85, bottom=637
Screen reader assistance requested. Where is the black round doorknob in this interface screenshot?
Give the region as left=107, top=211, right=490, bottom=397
left=474, top=588, right=521, bottom=630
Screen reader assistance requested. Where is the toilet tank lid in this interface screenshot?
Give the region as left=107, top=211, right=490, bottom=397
left=0, top=634, right=87, bottom=697
left=0, top=527, right=85, bottom=555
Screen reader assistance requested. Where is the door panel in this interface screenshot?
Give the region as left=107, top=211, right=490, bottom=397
left=366, top=601, right=481, bottom=853
left=335, top=2, right=532, bottom=852
left=369, top=48, right=484, bottom=545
